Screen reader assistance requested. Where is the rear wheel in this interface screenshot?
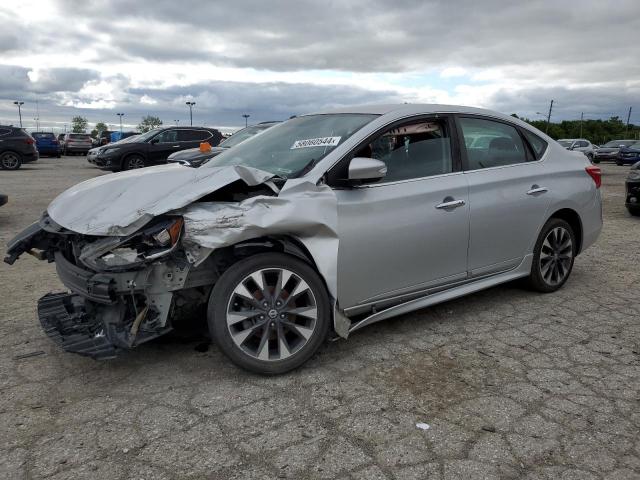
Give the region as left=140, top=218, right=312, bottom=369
left=527, top=218, right=576, bottom=293
left=208, top=252, right=331, bottom=374
left=0, top=151, right=22, bottom=170
left=616, top=160, right=624, bottom=166
left=627, top=206, right=640, bottom=217
left=123, top=154, right=146, bottom=170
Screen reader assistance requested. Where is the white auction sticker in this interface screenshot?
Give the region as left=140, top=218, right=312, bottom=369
left=290, top=136, right=341, bottom=149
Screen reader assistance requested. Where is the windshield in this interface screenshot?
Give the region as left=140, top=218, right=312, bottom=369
left=558, top=140, right=574, bottom=147
left=203, top=114, right=377, bottom=177
left=220, top=124, right=274, bottom=148
left=133, top=129, right=161, bottom=143
left=603, top=140, right=634, bottom=147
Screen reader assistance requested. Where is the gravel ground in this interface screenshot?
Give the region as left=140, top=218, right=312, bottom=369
left=1, top=157, right=639, bottom=480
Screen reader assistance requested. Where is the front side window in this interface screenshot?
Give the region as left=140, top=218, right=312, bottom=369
left=459, top=117, right=528, bottom=170
left=204, top=114, right=377, bottom=178
left=154, top=130, right=178, bottom=143
left=354, top=119, right=452, bottom=182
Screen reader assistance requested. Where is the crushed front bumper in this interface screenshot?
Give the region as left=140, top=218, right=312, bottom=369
left=38, top=292, right=119, bottom=360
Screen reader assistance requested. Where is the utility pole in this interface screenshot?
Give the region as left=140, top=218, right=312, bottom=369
left=545, top=100, right=554, bottom=134
left=186, top=102, right=196, bottom=126
left=579, top=112, right=584, bottom=138
left=116, top=113, right=124, bottom=132
left=242, top=114, right=250, bottom=127
left=13, top=101, right=24, bottom=127
left=625, top=106, right=632, bottom=135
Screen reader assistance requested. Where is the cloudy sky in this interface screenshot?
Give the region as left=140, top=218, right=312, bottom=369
left=1, top=0, right=639, bottom=132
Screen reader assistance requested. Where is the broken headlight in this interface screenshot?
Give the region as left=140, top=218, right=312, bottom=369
left=79, top=217, right=183, bottom=271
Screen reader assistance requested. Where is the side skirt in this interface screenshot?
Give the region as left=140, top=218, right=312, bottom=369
left=347, top=254, right=533, bottom=334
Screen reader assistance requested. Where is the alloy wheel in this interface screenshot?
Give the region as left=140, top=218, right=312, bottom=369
left=226, top=267, right=318, bottom=361
left=1, top=152, right=20, bottom=169
left=126, top=156, right=145, bottom=169
left=539, top=226, right=573, bottom=286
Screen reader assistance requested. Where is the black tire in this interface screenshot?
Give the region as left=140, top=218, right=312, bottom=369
left=627, top=206, right=640, bottom=217
left=616, top=161, right=623, bottom=166
left=0, top=151, right=22, bottom=170
left=122, top=154, right=146, bottom=170
left=208, top=252, right=331, bottom=374
left=527, top=218, right=576, bottom=293
left=56, top=153, right=61, bottom=158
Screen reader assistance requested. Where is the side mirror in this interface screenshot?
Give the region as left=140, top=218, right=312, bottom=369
left=150, top=138, right=159, bottom=145
left=348, top=157, right=387, bottom=184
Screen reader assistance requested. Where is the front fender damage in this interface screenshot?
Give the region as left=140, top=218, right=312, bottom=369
left=7, top=167, right=349, bottom=360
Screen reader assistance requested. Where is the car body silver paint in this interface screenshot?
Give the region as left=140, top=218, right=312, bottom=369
left=41, top=104, right=603, bottom=338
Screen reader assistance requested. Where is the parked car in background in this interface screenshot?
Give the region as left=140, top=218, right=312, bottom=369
left=5, top=104, right=603, bottom=373
left=0, top=193, right=7, bottom=206
left=0, top=125, right=39, bottom=170
left=625, top=161, right=640, bottom=216
left=93, top=126, right=223, bottom=171
left=616, top=141, right=640, bottom=166
left=57, top=133, right=65, bottom=146
left=92, top=130, right=113, bottom=147
left=557, top=138, right=595, bottom=161
left=87, top=134, right=140, bottom=164
left=62, top=133, right=93, bottom=156
left=593, top=139, right=636, bottom=163
left=32, top=132, right=61, bottom=158
left=168, top=121, right=280, bottom=167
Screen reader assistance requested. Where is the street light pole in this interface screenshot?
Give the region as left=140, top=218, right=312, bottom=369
left=116, top=113, right=124, bottom=133
left=579, top=112, right=584, bottom=138
left=13, top=101, right=24, bottom=127
left=186, top=102, right=196, bottom=126
left=545, top=100, right=554, bottom=134
left=242, top=114, right=250, bottom=127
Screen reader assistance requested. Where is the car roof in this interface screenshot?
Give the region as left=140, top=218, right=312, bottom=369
left=310, top=103, right=512, bottom=117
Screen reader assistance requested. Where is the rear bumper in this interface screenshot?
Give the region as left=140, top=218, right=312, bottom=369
left=22, top=151, right=39, bottom=163
left=626, top=180, right=640, bottom=207
left=65, top=146, right=91, bottom=153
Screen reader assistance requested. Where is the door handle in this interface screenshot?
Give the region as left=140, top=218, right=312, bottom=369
left=172, top=145, right=180, bottom=148
left=527, top=185, right=548, bottom=195
left=435, top=198, right=466, bottom=210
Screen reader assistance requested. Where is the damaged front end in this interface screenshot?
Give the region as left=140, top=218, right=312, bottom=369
left=5, top=213, right=216, bottom=359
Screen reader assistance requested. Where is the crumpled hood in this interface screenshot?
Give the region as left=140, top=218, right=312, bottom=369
left=47, top=163, right=276, bottom=236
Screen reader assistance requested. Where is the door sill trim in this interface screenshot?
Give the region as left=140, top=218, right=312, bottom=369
left=347, top=254, right=533, bottom=334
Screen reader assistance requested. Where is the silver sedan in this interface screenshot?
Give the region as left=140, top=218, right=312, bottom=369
left=6, top=104, right=603, bottom=374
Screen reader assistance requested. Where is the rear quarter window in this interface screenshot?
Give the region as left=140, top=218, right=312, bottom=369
left=521, top=129, right=548, bottom=160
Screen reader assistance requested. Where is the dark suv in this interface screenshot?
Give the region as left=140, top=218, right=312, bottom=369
left=93, top=126, right=222, bottom=171
left=0, top=125, right=39, bottom=170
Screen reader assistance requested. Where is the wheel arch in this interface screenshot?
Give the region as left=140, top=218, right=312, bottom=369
left=547, top=208, right=583, bottom=254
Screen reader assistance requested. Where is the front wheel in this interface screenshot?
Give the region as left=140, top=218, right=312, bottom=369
left=208, top=252, right=331, bottom=374
left=122, top=154, right=146, bottom=170
left=527, top=218, right=576, bottom=293
left=0, top=151, right=22, bottom=170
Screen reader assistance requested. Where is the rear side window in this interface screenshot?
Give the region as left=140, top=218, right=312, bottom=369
left=0, top=128, right=11, bottom=136
left=521, top=129, right=548, bottom=160
left=178, top=129, right=210, bottom=141
left=33, top=133, right=55, bottom=139
left=459, top=117, right=528, bottom=170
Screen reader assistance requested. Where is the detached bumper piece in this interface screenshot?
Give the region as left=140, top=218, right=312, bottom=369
left=37, top=292, right=118, bottom=360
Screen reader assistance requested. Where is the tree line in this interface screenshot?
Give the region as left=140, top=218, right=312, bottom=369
left=512, top=114, right=639, bottom=145
left=70, top=115, right=163, bottom=137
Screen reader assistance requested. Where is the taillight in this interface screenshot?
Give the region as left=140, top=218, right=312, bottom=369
left=24, top=138, right=34, bottom=145
left=585, top=165, right=601, bottom=189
